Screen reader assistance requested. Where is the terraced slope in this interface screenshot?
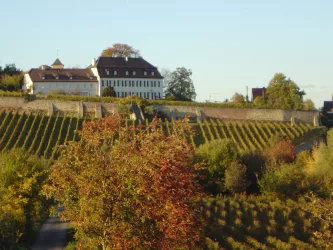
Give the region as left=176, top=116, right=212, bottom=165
left=200, top=196, right=333, bottom=249
left=0, top=111, right=324, bottom=158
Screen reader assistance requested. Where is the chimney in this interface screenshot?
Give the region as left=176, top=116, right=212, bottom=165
left=92, top=58, right=96, bottom=66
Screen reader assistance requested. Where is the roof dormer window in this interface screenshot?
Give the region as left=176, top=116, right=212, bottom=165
left=151, top=72, right=154, bottom=76
left=144, top=71, right=147, bottom=76
left=126, top=71, right=129, bottom=76
left=42, top=76, right=45, bottom=80
left=133, top=71, right=136, bottom=76
left=55, top=76, right=59, bottom=80
left=105, top=69, right=110, bottom=76
left=114, top=70, right=117, bottom=76
left=69, top=76, right=73, bottom=80
left=89, top=76, right=93, bottom=80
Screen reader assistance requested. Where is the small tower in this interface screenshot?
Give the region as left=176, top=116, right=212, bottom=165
left=51, top=58, right=64, bottom=69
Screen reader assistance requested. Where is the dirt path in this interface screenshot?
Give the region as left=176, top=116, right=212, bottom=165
left=32, top=213, right=69, bottom=250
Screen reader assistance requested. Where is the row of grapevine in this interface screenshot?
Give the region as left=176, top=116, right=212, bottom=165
left=200, top=196, right=332, bottom=249
left=0, top=111, right=322, bottom=159
left=0, top=111, right=84, bottom=159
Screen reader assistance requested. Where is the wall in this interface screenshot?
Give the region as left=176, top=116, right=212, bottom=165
left=153, top=105, right=319, bottom=125
left=0, top=97, right=118, bottom=117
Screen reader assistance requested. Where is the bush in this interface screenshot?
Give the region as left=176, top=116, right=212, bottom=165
left=102, top=86, right=116, bottom=97
left=269, top=139, right=296, bottom=163
left=224, top=161, right=250, bottom=193
left=195, top=139, right=239, bottom=195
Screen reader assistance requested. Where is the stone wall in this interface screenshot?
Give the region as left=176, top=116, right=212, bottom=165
left=0, top=97, right=319, bottom=124
left=153, top=105, right=319, bottom=125
left=0, top=97, right=118, bottom=117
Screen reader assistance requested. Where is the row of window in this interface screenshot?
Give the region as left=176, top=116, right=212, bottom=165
left=105, top=70, right=154, bottom=76
left=35, top=83, right=95, bottom=89
left=102, top=79, right=161, bottom=88
left=117, top=92, right=161, bottom=99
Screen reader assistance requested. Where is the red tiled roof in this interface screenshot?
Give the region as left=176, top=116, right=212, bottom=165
left=252, top=88, right=266, bottom=101
left=28, top=68, right=97, bottom=82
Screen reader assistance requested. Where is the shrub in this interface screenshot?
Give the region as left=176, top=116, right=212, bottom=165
left=269, top=139, right=296, bottom=163
left=224, top=161, right=250, bottom=193
left=195, top=139, right=239, bottom=195
left=102, top=86, right=116, bottom=97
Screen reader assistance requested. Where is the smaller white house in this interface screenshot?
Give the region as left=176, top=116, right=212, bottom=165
left=23, top=58, right=98, bottom=96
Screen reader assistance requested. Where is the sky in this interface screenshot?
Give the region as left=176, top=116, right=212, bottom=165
left=0, top=0, right=332, bottom=108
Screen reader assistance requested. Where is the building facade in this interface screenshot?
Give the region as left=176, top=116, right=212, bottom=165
left=23, top=57, right=164, bottom=99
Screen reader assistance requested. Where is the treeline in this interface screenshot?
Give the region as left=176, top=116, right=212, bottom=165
left=0, top=64, right=23, bottom=91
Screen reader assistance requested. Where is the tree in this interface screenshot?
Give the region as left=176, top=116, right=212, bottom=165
left=165, top=67, right=196, bottom=101
left=230, top=92, right=245, bottom=104
left=224, top=161, right=250, bottom=193
left=266, top=73, right=304, bottom=110
left=47, top=115, right=204, bottom=250
left=0, top=74, right=23, bottom=91
left=303, top=98, right=316, bottom=110
left=101, top=43, right=140, bottom=58
left=0, top=149, right=51, bottom=248
left=102, top=86, right=117, bottom=97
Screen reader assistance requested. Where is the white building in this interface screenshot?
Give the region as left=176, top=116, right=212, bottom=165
left=23, top=57, right=164, bottom=99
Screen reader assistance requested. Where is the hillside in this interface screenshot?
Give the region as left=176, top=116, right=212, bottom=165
left=200, top=195, right=333, bottom=249
left=0, top=111, right=326, bottom=159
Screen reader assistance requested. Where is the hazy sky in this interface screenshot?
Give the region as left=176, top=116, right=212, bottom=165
left=0, top=0, right=332, bottom=108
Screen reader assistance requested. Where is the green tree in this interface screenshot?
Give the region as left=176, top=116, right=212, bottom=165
left=266, top=73, right=305, bottom=109
left=0, top=74, right=23, bottom=91
left=165, top=67, right=196, bottom=101
left=230, top=92, right=245, bottom=104
left=48, top=115, right=204, bottom=250
left=303, top=98, right=316, bottom=110
left=195, top=139, right=239, bottom=195
left=224, top=161, right=250, bottom=193
left=0, top=149, right=51, bottom=248
left=102, top=86, right=116, bottom=97
left=101, top=43, right=140, bottom=58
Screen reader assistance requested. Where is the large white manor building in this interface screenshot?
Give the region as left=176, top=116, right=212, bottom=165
left=23, top=57, right=164, bottom=99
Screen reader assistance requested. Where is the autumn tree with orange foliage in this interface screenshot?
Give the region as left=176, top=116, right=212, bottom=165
left=269, top=139, right=296, bottom=163
left=47, top=115, right=204, bottom=250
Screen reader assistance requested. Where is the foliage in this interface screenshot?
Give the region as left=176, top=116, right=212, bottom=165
left=224, top=161, right=250, bottom=193
left=253, top=96, right=266, bottom=107
left=195, top=139, right=239, bottom=194
left=230, top=92, right=245, bottom=104
left=102, top=86, right=116, bottom=97
left=199, top=195, right=333, bottom=249
left=49, top=89, right=68, bottom=95
left=165, top=67, right=196, bottom=101
left=0, top=74, right=23, bottom=91
left=266, top=73, right=304, bottom=110
left=303, top=98, right=316, bottom=110
left=116, top=94, right=149, bottom=108
left=269, top=139, right=296, bottom=163
left=0, top=149, right=51, bottom=248
left=47, top=115, right=204, bottom=250
left=101, top=43, right=140, bottom=58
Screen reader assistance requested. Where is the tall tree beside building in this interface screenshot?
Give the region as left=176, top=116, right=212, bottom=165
left=266, top=73, right=305, bottom=110
left=101, top=43, right=140, bottom=58
left=165, top=67, right=196, bottom=101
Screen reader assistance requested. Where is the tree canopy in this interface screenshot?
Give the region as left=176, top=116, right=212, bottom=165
left=266, top=73, right=305, bottom=110
left=48, top=115, right=204, bottom=249
left=165, top=67, right=196, bottom=101
left=101, top=43, right=140, bottom=58
left=0, top=64, right=23, bottom=91
left=102, top=86, right=116, bottom=97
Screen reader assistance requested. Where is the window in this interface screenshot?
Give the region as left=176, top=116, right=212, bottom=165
left=106, top=69, right=110, bottom=76
left=158, top=81, right=160, bottom=87
left=56, top=76, right=59, bottom=80
left=41, top=76, right=45, bottom=80
left=114, top=81, right=116, bottom=87
left=91, top=84, right=93, bottom=88
left=140, top=92, right=142, bottom=98
left=154, top=81, right=156, bottom=87
left=114, top=70, right=117, bottom=75
left=126, top=71, right=129, bottom=76
left=158, top=92, right=161, bottom=99
left=133, top=71, right=136, bottom=76
left=140, top=81, right=142, bottom=87
left=136, top=81, right=138, bottom=87
left=102, top=80, right=104, bottom=87
left=151, top=72, right=154, bottom=76
left=144, top=81, right=146, bottom=87
left=117, top=81, right=119, bottom=87
left=125, top=81, right=127, bottom=87
left=147, top=92, right=149, bottom=99
left=122, top=81, right=124, bottom=87
left=136, top=92, right=138, bottom=96
left=117, top=92, right=119, bottom=97
left=151, top=81, right=153, bottom=87
left=132, top=81, right=134, bottom=87
left=69, top=76, right=72, bottom=80
left=144, top=71, right=147, bottom=76
left=144, top=92, right=146, bottom=98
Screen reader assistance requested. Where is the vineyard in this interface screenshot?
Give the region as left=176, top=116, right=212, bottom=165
left=200, top=196, right=333, bottom=249
left=0, top=110, right=324, bottom=159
